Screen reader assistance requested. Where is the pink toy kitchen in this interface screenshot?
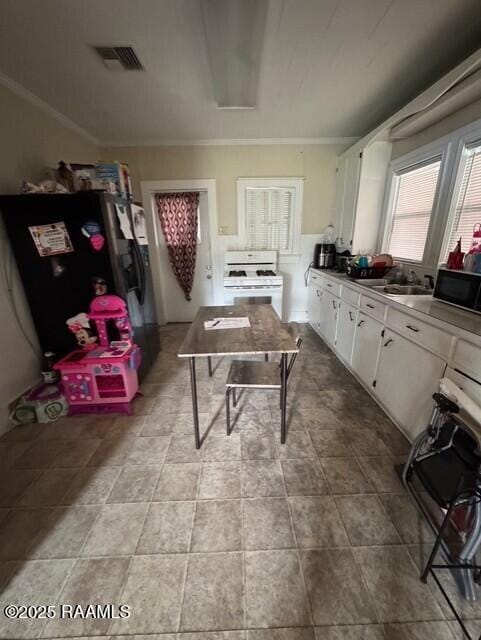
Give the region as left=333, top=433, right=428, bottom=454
left=54, top=294, right=141, bottom=415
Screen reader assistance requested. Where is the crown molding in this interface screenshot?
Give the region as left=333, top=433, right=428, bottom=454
left=103, top=136, right=359, bottom=148
left=0, top=71, right=100, bottom=146
left=0, top=71, right=358, bottom=150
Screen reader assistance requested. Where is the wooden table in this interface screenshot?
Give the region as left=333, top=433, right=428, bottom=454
left=178, top=305, right=299, bottom=448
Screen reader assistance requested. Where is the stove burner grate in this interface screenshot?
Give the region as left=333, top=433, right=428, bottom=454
left=256, top=270, right=276, bottom=276
left=229, top=270, right=247, bottom=277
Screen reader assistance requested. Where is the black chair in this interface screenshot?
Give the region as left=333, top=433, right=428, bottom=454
left=403, top=392, right=481, bottom=640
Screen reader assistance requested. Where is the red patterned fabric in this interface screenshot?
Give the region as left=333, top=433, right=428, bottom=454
left=155, top=192, right=199, bottom=301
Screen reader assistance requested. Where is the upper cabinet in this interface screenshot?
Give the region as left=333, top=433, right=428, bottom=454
left=334, top=150, right=361, bottom=251
left=334, top=141, right=392, bottom=254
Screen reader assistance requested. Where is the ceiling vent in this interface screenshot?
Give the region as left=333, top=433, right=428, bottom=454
left=93, top=46, right=144, bottom=71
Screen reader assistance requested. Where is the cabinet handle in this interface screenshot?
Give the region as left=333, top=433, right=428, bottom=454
left=327, top=283, right=332, bottom=288
left=316, top=290, right=320, bottom=297
left=384, top=338, right=393, bottom=347
left=366, top=303, right=375, bottom=309
left=357, top=320, right=365, bottom=327
left=406, top=324, right=419, bottom=333
left=348, top=311, right=354, bottom=321
left=332, top=300, right=336, bottom=309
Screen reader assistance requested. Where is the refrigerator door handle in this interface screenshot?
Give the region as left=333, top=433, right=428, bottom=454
left=132, top=240, right=146, bottom=306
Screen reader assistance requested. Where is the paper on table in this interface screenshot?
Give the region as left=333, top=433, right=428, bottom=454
left=204, top=317, right=251, bottom=330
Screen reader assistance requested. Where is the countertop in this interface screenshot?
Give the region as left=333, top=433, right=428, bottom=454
left=311, top=268, right=481, bottom=339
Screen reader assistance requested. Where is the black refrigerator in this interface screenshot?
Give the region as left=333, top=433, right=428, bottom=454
left=0, top=191, right=160, bottom=381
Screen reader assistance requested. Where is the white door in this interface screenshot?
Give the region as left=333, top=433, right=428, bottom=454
left=158, top=192, right=214, bottom=322
left=351, top=312, right=383, bottom=389
left=375, top=330, right=446, bottom=440
left=335, top=301, right=357, bottom=364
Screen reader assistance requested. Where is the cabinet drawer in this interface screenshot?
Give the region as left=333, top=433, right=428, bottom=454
left=359, top=294, right=386, bottom=322
left=388, top=308, right=453, bottom=359
left=310, top=271, right=324, bottom=287
left=341, top=285, right=360, bottom=307
left=323, top=279, right=341, bottom=297
left=452, top=340, right=481, bottom=380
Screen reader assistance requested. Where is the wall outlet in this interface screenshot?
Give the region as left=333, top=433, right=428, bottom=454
left=218, top=226, right=229, bottom=235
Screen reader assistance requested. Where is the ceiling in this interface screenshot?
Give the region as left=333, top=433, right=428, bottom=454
left=1, top=0, right=481, bottom=145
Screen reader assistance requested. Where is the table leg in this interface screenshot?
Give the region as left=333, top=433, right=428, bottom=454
left=189, top=357, right=201, bottom=449
left=280, top=353, right=288, bottom=444
left=207, top=356, right=213, bottom=377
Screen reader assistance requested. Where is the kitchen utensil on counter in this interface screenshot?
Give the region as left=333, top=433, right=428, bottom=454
left=468, top=223, right=481, bottom=255
left=346, top=253, right=394, bottom=280
left=358, top=255, right=369, bottom=268
left=371, top=253, right=394, bottom=268
left=346, top=263, right=392, bottom=280
left=447, top=237, right=465, bottom=270
left=335, top=251, right=351, bottom=273
left=464, top=254, right=476, bottom=272
left=313, top=243, right=336, bottom=269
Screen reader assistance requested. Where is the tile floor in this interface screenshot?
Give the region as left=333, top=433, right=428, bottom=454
left=0, top=323, right=479, bottom=639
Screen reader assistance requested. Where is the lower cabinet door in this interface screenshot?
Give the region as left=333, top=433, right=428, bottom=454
left=307, top=284, right=322, bottom=333
left=351, top=312, right=383, bottom=389
left=321, top=291, right=338, bottom=345
left=335, top=301, right=357, bottom=364
left=375, top=329, right=446, bottom=440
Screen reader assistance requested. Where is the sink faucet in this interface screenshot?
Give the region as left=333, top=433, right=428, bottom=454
left=424, top=274, right=434, bottom=290
left=407, top=270, right=417, bottom=285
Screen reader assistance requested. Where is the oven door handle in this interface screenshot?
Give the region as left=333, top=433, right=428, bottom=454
left=225, top=285, right=282, bottom=290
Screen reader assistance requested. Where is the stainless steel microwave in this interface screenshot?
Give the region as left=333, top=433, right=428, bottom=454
left=433, top=268, right=481, bottom=314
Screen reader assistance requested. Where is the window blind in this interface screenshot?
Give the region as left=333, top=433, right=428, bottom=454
left=444, top=143, right=481, bottom=258
left=245, top=187, right=294, bottom=252
left=387, top=159, right=441, bottom=262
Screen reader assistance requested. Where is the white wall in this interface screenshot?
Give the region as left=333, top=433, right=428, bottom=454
left=105, top=142, right=349, bottom=324
left=103, top=143, right=349, bottom=234
left=0, top=82, right=98, bottom=432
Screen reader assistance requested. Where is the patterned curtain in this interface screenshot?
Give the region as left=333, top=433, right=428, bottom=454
left=155, top=192, right=200, bottom=301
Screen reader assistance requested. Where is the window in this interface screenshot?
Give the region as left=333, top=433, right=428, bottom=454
left=237, top=178, right=303, bottom=256
left=245, top=187, right=294, bottom=252
left=443, top=141, right=481, bottom=259
left=385, top=158, right=441, bottom=262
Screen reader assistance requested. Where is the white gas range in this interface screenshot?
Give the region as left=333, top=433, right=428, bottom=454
left=223, top=250, right=284, bottom=319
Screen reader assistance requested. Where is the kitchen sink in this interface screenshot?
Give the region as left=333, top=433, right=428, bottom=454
left=370, top=284, right=433, bottom=296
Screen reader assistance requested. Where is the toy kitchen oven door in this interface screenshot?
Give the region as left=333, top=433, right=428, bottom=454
left=55, top=295, right=141, bottom=415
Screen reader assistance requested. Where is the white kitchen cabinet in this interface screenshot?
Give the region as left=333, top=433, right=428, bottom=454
left=452, top=339, right=481, bottom=382
left=335, top=301, right=357, bottom=364
left=375, top=329, right=446, bottom=440
left=320, top=290, right=339, bottom=346
left=335, top=151, right=361, bottom=250
left=307, top=283, right=322, bottom=334
left=351, top=312, right=383, bottom=389
left=334, top=141, right=391, bottom=253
